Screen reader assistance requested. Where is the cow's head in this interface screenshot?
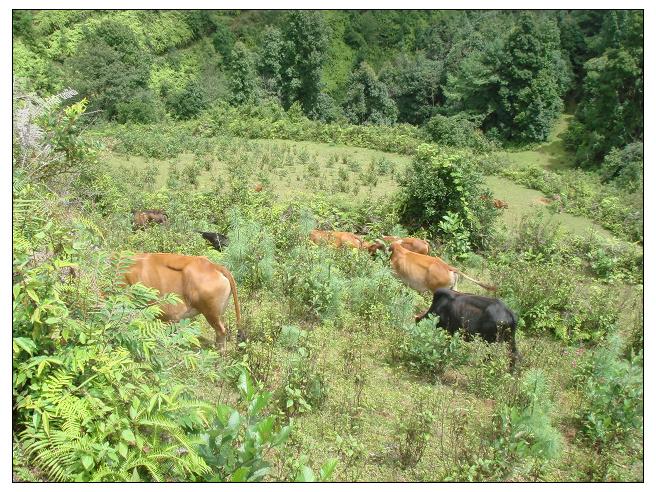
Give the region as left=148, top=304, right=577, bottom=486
left=430, top=288, right=457, bottom=316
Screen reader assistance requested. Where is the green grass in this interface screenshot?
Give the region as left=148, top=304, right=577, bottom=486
left=494, top=114, right=573, bottom=172
left=105, top=127, right=612, bottom=239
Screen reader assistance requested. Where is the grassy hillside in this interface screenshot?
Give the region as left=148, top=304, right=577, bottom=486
left=12, top=9, right=643, bottom=484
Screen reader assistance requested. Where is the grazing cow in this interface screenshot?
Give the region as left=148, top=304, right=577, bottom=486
left=254, top=183, right=263, bottom=192
left=388, top=240, right=495, bottom=294
left=310, top=229, right=363, bottom=250
left=493, top=198, right=509, bottom=209
left=124, top=253, right=242, bottom=351
left=415, top=288, right=518, bottom=368
left=132, top=209, right=168, bottom=230
left=196, top=231, right=230, bottom=251
left=364, top=235, right=429, bottom=256
left=383, top=235, right=430, bottom=255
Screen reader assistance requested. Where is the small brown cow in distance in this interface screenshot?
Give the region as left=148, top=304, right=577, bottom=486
left=132, top=209, right=168, bottom=230
left=309, top=229, right=363, bottom=250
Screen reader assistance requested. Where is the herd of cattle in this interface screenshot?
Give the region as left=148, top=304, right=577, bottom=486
left=126, top=208, right=519, bottom=368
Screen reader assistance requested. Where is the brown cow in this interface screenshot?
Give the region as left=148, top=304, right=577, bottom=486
left=124, top=253, right=241, bottom=351
left=388, top=240, right=496, bottom=295
left=132, top=209, right=168, bottom=230
left=365, top=235, right=430, bottom=255
left=493, top=199, right=509, bottom=209
left=254, top=183, right=263, bottom=192
left=309, top=229, right=363, bottom=250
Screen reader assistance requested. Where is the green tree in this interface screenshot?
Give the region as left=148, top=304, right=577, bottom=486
left=65, top=19, right=153, bottom=121
left=380, top=53, right=442, bottom=125
left=228, top=41, right=259, bottom=105
left=493, top=13, right=568, bottom=142
left=163, top=79, right=207, bottom=120
left=398, top=144, right=498, bottom=250
left=280, top=11, right=330, bottom=115
left=212, top=19, right=235, bottom=62
left=256, top=26, right=284, bottom=98
left=343, top=62, right=397, bottom=125
left=564, top=10, right=643, bottom=167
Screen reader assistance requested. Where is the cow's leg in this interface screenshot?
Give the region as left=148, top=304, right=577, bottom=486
left=204, top=312, right=227, bottom=352
left=414, top=308, right=431, bottom=323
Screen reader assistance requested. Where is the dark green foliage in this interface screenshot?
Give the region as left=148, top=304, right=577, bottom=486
left=380, top=53, right=442, bottom=125
left=600, top=142, right=643, bottom=192
left=256, top=26, right=284, bottom=98
left=228, top=42, right=259, bottom=105
left=398, top=144, right=499, bottom=250
left=564, top=11, right=643, bottom=167
left=115, top=89, right=160, bottom=124
left=13, top=10, right=34, bottom=38
left=424, top=114, right=492, bottom=151
left=343, top=62, right=397, bottom=125
left=280, top=11, right=330, bottom=114
left=308, top=92, right=344, bottom=123
left=163, top=79, right=207, bottom=120
left=399, top=318, right=468, bottom=380
left=493, top=13, right=569, bottom=142
left=212, top=20, right=235, bottom=62
left=66, top=19, right=154, bottom=121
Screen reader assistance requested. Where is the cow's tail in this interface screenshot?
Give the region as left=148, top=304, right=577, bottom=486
left=217, top=265, right=241, bottom=327
left=450, top=267, right=496, bottom=292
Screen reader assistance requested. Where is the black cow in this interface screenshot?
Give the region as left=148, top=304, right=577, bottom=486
left=196, top=231, right=229, bottom=251
left=415, top=288, right=519, bottom=369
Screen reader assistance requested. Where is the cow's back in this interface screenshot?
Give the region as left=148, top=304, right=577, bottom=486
left=451, top=294, right=514, bottom=342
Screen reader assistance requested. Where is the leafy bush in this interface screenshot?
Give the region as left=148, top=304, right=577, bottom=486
left=494, top=258, right=619, bottom=342
left=163, top=79, right=207, bottom=120
left=66, top=19, right=154, bottom=121
left=398, top=144, right=499, bottom=250
left=600, top=142, right=643, bottom=192
left=282, top=246, right=345, bottom=322
left=13, top=84, right=98, bottom=184
left=115, top=89, right=160, bottom=124
left=399, top=318, right=468, bottom=380
left=574, top=335, right=643, bottom=447
left=198, top=371, right=292, bottom=482
left=222, top=217, right=275, bottom=292
left=424, top=114, right=493, bottom=151
left=493, top=369, right=564, bottom=463
left=276, top=337, right=327, bottom=418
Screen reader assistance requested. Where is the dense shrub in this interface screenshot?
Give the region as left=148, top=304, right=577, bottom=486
left=493, top=258, right=620, bottom=343
left=399, top=319, right=468, bottom=381
left=574, top=335, right=643, bottom=447
left=398, top=144, right=499, bottom=251
left=600, top=142, right=643, bottom=193
left=66, top=19, right=154, bottom=121
left=194, top=100, right=425, bottom=154
left=163, top=79, right=207, bottom=120
left=424, top=114, right=493, bottom=151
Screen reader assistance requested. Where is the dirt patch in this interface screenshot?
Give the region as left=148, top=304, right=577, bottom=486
left=534, top=197, right=553, bottom=205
